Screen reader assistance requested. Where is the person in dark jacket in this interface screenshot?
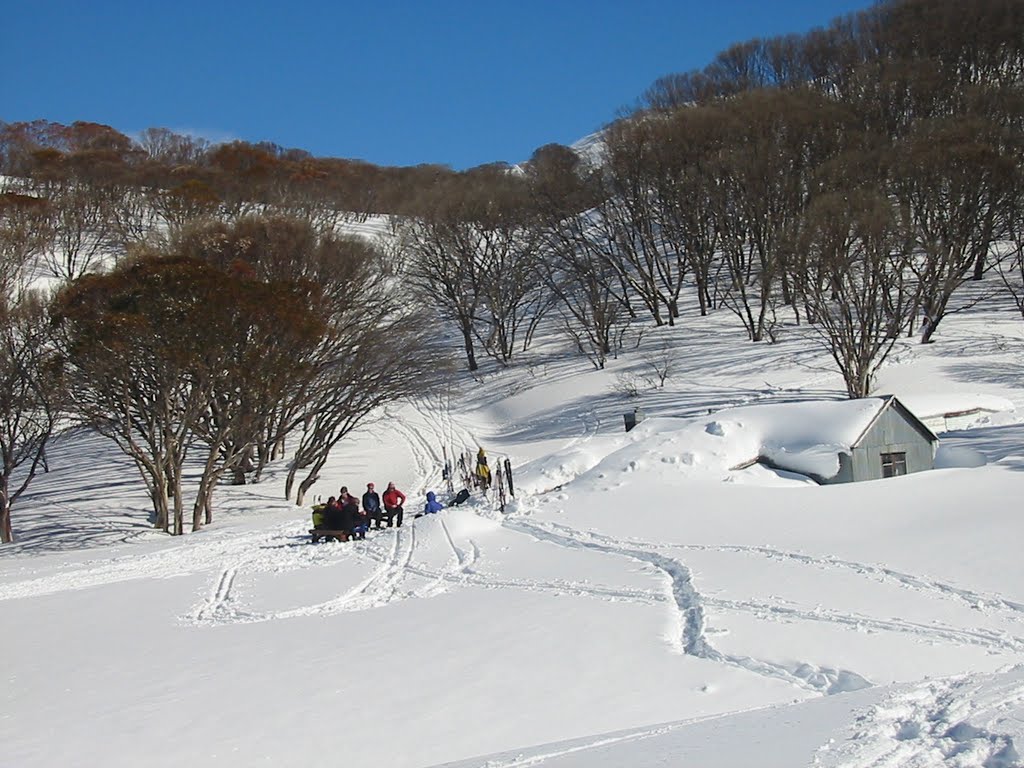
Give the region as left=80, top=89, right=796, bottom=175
left=423, top=491, right=444, bottom=515
left=338, top=487, right=367, bottom=539
left=382, top=482, right=406, bottom=528
left=323, top=496, right=344, bottom=530
left=363, top=483, right=385, bottom=529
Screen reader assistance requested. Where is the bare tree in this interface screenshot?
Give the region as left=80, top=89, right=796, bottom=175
left=0, top=190, right=51, bottom=294
left=465, top=175, right=552, bottom=364
left=399, top=182, right=487, bottom=372
left=600, top=118, right=689, bottom=327
left=995, top=167, right=1024, bottom=319
left=147, top=179, right=221, bottom=236
left=890, top=117, right=1014, bottom=343
left=646, top=106, right=725, bottom=317
left=41, top=183, right=117, bottom=281
left=714, top=89, right=846, bottom=340
left=0, top=293, right=64, bottom=543
left=178, top=217, right=450, bottom=507
left=527, top=144, right=632, bottom=369
left=282, top=234, right=446, bottom=504
left=797, top=188, right=916, bottom=398
left=137, top=127, right=210, bottom=166
left=284, top=307, right=443, bottom=506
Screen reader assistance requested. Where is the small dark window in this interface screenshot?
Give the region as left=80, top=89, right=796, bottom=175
left=881, top=452, right=907, bottom=478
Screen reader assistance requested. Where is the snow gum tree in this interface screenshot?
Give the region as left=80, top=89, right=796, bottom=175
left=0, top=187, right=65, bottom=544
left=527, top=144, right=631, bottom=370
left=399, top=186, right=485, bottom=372
left=644, top=106, right=726, bottom=318
left=280, top=228, right=443, bottom=506
left=713, top=89, right=846, bottom=341
left=400, top=169, right=549, bottom=370
left=170, top=215, right=442, bottom=509
left=0, top=189, right=51, bottom=294
left=53, top=252, right=324, bottom=534
left=0, top=293, right=65, bottom=543
left=890, top=117, right=1015, bottom=343
left=797, top=186, right=916, bottom=398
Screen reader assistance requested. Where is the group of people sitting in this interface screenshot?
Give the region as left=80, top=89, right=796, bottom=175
left=312, top=480, right=469, bottom=542
left=318, top=482, right=407, bottom=540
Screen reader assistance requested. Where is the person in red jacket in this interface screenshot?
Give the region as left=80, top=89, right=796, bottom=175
left=382, top=482, right=406, bottom=528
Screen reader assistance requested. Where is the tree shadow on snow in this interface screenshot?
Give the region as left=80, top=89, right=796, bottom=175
left=1, top=504, right=157, bottom=557
left=496, top=382, right=846, bottom=444
left=944, top=361, right=1024, bottom=390
left=2, top=428, right=158, bottom=557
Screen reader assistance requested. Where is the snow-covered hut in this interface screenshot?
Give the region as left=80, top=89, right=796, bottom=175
left=732, top=395, right=938, bottom=484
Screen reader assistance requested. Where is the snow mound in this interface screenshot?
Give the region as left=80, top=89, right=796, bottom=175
left=935, top=445, right=988, bottom=469
left=905, top=393, right=1018, bottom=433
left=524, top=399, right=898, bottom=490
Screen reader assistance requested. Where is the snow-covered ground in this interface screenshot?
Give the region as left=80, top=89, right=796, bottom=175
left=2, top=296, right=1024, bottom=768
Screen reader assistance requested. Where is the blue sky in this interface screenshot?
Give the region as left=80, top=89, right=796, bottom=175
left=5, top=1, right=873, bottom=169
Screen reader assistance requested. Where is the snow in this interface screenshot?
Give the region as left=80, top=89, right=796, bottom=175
left=901, top=392, right=1017, bottom=419
left=518, top=397, right=904, bottom=488
left=3, top=278, right=1024, bottom=767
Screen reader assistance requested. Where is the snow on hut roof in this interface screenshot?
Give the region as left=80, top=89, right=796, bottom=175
left=718, top=397, right=889, bottom=480
left=518, top=397, right=938, bottom=493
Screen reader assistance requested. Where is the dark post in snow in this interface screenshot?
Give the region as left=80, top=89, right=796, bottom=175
left=623, top=407, right=646, bottom=432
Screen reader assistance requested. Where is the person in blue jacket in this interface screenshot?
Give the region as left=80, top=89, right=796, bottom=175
left=423, top=491, right=444, bottom=515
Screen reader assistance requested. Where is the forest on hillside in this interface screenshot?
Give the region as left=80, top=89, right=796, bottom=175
left=1, top=0, right=1022, bottom=543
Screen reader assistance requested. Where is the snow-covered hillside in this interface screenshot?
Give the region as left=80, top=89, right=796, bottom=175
left=2, top=289, right=1023, bottom=767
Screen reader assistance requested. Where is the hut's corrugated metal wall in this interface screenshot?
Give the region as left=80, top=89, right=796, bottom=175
left=848, top=406, right=936, bottom=482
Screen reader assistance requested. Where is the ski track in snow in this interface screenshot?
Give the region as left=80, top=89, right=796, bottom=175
left=521, top=517, right=1024, bottom=628
left=502, top=516, right=873, bottom=696
left=617, top=534, right=1024, bottom=625
left=814, top=669, right=1024, bottom=767
left=192, top=566, right=239, bottom=624
left=464, top=723, right=681, bottom=768
left=528, top=520, right=1024, bottom=657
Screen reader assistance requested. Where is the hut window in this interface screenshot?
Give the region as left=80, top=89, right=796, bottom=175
left=881, top=452, right=907, bottom=477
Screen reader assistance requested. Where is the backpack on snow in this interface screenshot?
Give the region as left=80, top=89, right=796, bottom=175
left=451, top=488, right=471, bottom=506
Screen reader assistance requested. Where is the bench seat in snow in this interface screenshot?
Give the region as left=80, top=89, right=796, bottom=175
left=309, top=528, right=351, bottom=543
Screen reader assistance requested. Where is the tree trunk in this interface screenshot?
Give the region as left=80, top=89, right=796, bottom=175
left=461, top=321, right=478, bottom=372
left=972, top=249, right=986, bottom=281
left=170, top=464, right=185, bottom=536
left=285, top=464, right=298, bottom=501
left=203, top=477, right=216, bottom=526
left=920, top=317, right=939, bottom=344
left=0, top=494, right=13, bottom=544
left=192, top=482, right=206, bottom=532
left=848, top=363, right=872, bottom=399
left=192, top=471, right=220, bottom=531
left=272, top=435, right=286, bottom=461
left=193, top=447, right=221, bottom=531
left=296, top=474, right=318, bottom=507
left=151, top=468, right=170, bottom=532
left=295, top=455, right=328, bottom=507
